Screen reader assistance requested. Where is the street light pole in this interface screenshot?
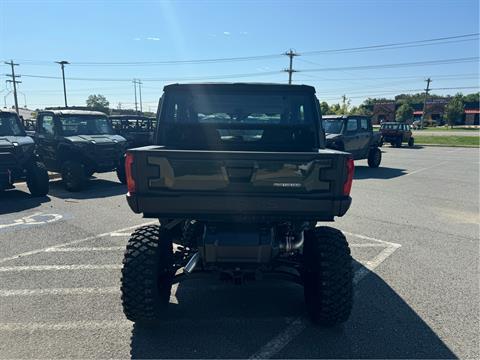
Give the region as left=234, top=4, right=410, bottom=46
left=56, top=61, right=69, bottom=107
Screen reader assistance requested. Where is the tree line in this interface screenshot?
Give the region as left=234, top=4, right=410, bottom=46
left=320, top=92, right=479, bottom=126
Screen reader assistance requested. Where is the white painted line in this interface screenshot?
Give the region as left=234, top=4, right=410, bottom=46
left=110, top=232, right=132, bottom=237
left=343, top=231, right=401, bottom=247
left=249, top=317, right=306, bottom=359
left=0, top=221, right=156, bottom=265
left=0, top=287, right=119, bottom=296
left=248, top=231, right=402, bottom=359
left=404, top=161, right=448, bottom=177
left=0, top=320, right=132, bottom=331
left=45, top=246, right=125, bottom=252
left=0, top=264, right=122, bottom=272
left=0, top=285, right=178, bottom=306
left=349, top=243, right=386, bottom=247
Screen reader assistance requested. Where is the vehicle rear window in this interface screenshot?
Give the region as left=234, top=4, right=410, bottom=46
left=165, top=93, right=313, bottom=125
left=161, top=91, right=317, bottom=151
left=381, top=123, right=399, bottom=130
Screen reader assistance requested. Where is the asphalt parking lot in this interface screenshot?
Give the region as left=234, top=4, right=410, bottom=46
left=0, top=146, right=478, bottom=359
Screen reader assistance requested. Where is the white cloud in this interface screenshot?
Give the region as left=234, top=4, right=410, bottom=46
left=223, top=31, right=231, bottom=36
left=147, top=37, right=160, bottom=41
left=240, top=31, right=248, bottom=35
left=133, top=37, right=141, bottom=41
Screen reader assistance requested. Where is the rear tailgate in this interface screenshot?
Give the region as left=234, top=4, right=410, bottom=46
left=126, top=146, right=352, bottom=221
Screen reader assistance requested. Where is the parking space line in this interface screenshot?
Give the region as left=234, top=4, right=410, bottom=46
left=249, top=317, right=306, bottom=360
left=0, top=264, right=122, bottom=272
left=0, top=320, right=132, bottom=331
left=349, top=243, right=386, bottom=247
left=0, top=221, right=155, bottom=265
left=248, top=231, right=401, bottom=360
left=0, top=287, right=119, bottom=296
left=404, top=161, right=448, bottom=176
left=45, top=246, right=125, bottom=252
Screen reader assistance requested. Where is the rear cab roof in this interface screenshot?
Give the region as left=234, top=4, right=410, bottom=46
left=163, top=82, right=316, bottom=94
left=38, top=109, right=107, bottom=116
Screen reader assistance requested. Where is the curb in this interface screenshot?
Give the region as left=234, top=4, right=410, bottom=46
left=414, top=143, right=479, bottom=148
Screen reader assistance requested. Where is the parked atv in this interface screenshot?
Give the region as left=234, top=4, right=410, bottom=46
left=0, top=110, right=49, bottom=196
left=120, top=83, right=355, bottom=326
left=322, top=115, right=383, bottom=168
left=35, top=110, right=128, bottom=191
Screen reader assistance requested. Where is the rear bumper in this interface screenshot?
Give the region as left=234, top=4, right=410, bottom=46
left=382, top=135, right=401, bottom=142
left=127, top=192, right=351, bottom=222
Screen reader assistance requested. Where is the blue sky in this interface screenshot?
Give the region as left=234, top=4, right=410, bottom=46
left=0, top=0, right=479, bottom=110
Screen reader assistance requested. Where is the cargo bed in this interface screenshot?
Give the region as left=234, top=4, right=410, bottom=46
left=126, top=146, right=352, bottom=222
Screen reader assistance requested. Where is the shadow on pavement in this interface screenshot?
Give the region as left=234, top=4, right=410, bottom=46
left=354, top=166, right=408, bottom=180
left=0, top=189, right=50, bottom=215
left=384, top=145, right=424, bottom=149
left=47, top=178, right=126, bottom=200
left=129, top=265, right=455, bottom=359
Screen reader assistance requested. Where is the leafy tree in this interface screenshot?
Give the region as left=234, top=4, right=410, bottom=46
left=319, top=101, right=330, bottom=115
left=444, top=94, right=465, bottom=128
left=461, top=92, right=479, bottom=103
left=349, top=104, right=372, bottom=116
left=329, top=103, right=342, bottom=115
left=395, top=103, right=413, bottom=123
left=86, top=94, right=110, bottom=112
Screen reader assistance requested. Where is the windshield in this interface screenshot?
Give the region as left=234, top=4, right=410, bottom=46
left=60, top=115, right=114, bottom=136
left=0, top=113, right=25, bottom=136
left=322, top=119, right=343, bottom=134
left=161, top=91, right=317, bottom=151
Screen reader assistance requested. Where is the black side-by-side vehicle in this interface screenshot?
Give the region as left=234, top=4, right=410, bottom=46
left=322, top=115, right=383, bottom=168
left=109, top=115, right=156, bottom=149
left=0, top=109, right=49, bottom=196
left=120, top=83, right=355, bottom=326
left=35, top=109, right=128, bottom=191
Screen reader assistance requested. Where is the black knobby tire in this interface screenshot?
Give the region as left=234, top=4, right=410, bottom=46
left=408, top=137, right=414, bottom=147
left=26, top=161, right=49, bottom=197
left=121, top=225, right=174, bottom=323
left=367, top=147, right=382, bottom=168
left=303, top=226, right=353, bottom=326
left=61, top=161, right=86, bottom=192
left=116, top=156, right=127, bottom=184
left=396, top=137, right=402, bottom=148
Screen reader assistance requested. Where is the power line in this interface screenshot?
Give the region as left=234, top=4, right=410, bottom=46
left=301, top=33, right=479, bottom=56
left=18, top=70, right=282, bottom=82
left=299, top=57, right=479, bottom=73
left=14, top=57, right=478, bottom=83
left=5, top=33, right=478, bottom=66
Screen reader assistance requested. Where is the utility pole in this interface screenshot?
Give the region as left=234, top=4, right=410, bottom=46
left=4, top=60, right=20, bottom=114
left=283, top=49, right=299, bottom=85
left=55, top=61, right=69, bottom=107
left=138, top=80, right=143, bottom=114
left=342, top=94, right=347, bottom=114
left=133, top=79, right=138, bottom=113
left=421, top=78, right=432, bottom=129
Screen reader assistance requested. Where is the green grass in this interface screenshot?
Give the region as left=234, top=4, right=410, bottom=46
left=416, top=126, right=480, bottom=132
left=414, top=135, right=480, bottom=147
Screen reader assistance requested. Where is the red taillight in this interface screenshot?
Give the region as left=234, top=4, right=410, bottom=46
left=343, top=158, right=354, bottom=196
left=125, top=153, right=136, bottom=194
